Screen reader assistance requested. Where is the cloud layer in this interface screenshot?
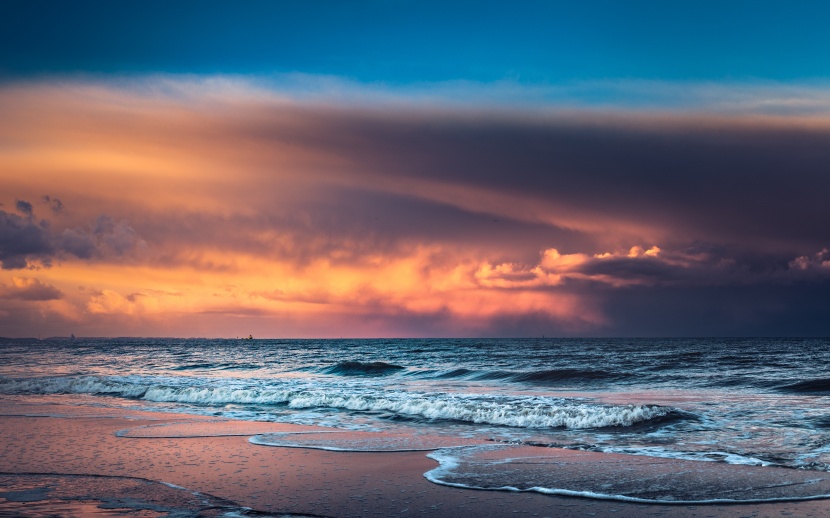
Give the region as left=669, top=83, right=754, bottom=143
left=1, top=77, right=828, bottom=337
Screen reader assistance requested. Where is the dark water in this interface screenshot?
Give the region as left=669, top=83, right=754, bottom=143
left=3, top=337, right=830, bottom=474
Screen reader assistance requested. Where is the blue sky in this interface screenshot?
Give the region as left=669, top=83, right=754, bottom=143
left=3, top=1, right=830, bottom=85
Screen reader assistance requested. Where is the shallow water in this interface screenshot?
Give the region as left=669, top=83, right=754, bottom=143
left=0, top=473, right=267, bottom=517
left=3, top=337, right=830, bottom=501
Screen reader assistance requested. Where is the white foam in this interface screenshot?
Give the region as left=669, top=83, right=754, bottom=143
left=0, top=375, right=675, bottom=430
left=287, top=391, right=672, bottom=429
left=596, top=445, right=771, bottom=466
left=425, top=446, right=830, bottom=504
left=249, top=431, right=483, bottom=452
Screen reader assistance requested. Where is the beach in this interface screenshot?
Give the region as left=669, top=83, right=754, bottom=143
left=3, top=2, right=830, bottom=514
left=3, top=395, right=830, bottom=517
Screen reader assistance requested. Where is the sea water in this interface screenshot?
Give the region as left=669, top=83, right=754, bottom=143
left=3, top=337, right=830, bottom=502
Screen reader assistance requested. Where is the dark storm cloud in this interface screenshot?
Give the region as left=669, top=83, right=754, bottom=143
left=57, top=215, right=146, bottom=261
left=0, top=208, right=53, bottom=269
left=578, top=256, right=703, bottom=284
left=134, top=186, right=588, bottom=270
left=569, top=246, right=743, bottom=287
left=90, top=215, right=145, bottom=256
left=595, top=279, right=830, bottom=337
left=15, top=199, right=34, bottom=218
left=243, top=106, right=830, bottom=255
left=90, top=96, right=824, bottom=275
left=0, top=203, right=145, bottom=269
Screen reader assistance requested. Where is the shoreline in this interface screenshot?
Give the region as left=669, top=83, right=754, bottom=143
left=2, top=396, right=830, bottom=517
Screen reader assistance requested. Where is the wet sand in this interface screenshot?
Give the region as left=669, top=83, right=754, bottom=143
left=2, top=396, right=830, bottom=517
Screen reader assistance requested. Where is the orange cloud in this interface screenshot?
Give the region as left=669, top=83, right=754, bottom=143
left=1, top=277, right=63, bottom=301
left=2, top=77, right=829, bottom=337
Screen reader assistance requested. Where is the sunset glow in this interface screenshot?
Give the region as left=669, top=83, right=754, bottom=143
left=2, top=3, right=830, bottom=338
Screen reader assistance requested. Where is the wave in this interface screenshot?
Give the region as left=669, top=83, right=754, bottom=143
left=777, top=378, right=830, bottom=394
left=321, top=361, right=405, bottom=376
left=508, top=368, right=622, bottom=384
left=315, top=363, right=630, bottom=385
left=433, top=368, right=476, bottom=379
left=285, top=394, right=676, bottom=429
left=170, top=362, right=263, bottom=371
left=0, top=375, right=681, bottom=430
left=432, top=367, right=625, bottom=385
left=0, top=376, right=151, bottom=398
left=171, top=362, right=218, bottom=370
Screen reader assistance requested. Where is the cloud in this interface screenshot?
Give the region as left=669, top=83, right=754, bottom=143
left=789, top=249, right=830, bottom=273
left=15, top=199, right=34, bottom=218
left=0, top=201, right=146, bottom=269
left=0, top=208, right=53, bottom=269
left=472, top=241, right=830, bottom=295
left=292, top=108, right=830, bottom=257
left=0, top=277, right=63, bottom=301
left=1, top=76, right=830, bottom=336
left=86, top=289, right=141, bottom=315
left=88, top=214, right=146, bottom=257
left=5, top=77, right=830, bottom=260
left=41, top=195, right=65, bottom=215
left=82, top=74, right=830, bottom=115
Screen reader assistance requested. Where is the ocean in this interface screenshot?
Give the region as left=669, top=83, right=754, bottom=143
left=3, top=337, right=830, bottom=503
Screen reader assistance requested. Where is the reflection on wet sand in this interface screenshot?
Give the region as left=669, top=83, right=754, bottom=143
left=4, top=396, right=830, bottom=517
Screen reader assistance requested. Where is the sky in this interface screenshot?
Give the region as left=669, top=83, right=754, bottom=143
left=1, top=1, right=829, bottom=338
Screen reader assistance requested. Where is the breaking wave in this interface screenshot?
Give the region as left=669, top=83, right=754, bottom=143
left=0, top=375, right=681, bottom=430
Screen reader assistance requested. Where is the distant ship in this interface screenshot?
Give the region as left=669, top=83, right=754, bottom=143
left=242, top=334, right=253, bottom=340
